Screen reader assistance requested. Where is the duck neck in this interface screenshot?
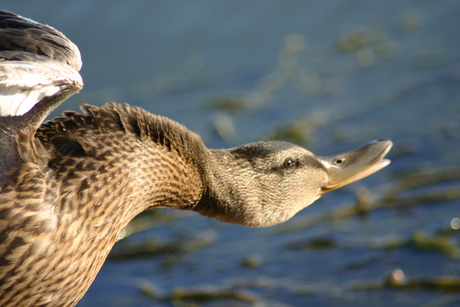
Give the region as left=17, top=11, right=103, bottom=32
left=80, top=134, right=207, bottom=226
left=35, top=104, right=211, bottom=233
left=192, top=149, right=263, bottom=227
left=138, top=139, right=207, bottom=212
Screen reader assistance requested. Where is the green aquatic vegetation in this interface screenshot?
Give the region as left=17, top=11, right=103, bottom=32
left=352, top=166, right=460, bottom=210
left=285, top=236, right=337, bottom=250
left=109, top=232, right=216, bottom=259
left=238, top=255, right=262, bottom=269
left=401, top=10, right=422, bottom=32
left=337, top=27, right=372, bottom=53
left=341, top=254, right=382, bottom=270
left=138, top=281, right=160, bottom=299
left=336, top=27, right=393, bottom=63
left=205, top=95, right=258, bottom=113
left=264, top=118, right=314, bottom=145
left=375, top=237, right=406, bottom=250
left=164, top=285, right=258, bottom=303
left=383, top=165, right=460, bottom=209
left=139, top=283, right=259, bottom=304
left=140, top=272, right=460, bottom=305
left=386, top=185, right=460, bottom=207
left=410, top=231, right=459, bottom=257
left=388, top=167, right=460, bottom=193
left=212, top=113, right=236, bottom=141
left=375, top=231, right=459, bottom=257
left=352, top=268, right=460, bottom=293
left=125, top=209, right=194, bottom=237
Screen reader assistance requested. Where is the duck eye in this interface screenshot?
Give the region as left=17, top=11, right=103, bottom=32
left=283, top=158, right=295, bottom=169
left=333, top=158, right=344, bottom=165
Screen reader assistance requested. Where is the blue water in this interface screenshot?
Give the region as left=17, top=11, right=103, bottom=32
left=3, top=1, right=460, bottom=306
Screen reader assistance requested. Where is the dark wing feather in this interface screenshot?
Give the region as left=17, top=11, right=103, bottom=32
left=0, top=10, right=83, bottom=180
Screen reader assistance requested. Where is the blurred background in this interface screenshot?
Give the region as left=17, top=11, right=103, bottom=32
left=3, top=1, right=460, bottom=306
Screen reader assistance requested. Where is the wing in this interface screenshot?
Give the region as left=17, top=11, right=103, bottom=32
left=0, top=10, right=83, bottom=117
left=0, top=10, right=83, bottom=181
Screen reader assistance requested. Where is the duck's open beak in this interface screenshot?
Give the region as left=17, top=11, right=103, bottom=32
left=318, top=139, right=392, bottom=194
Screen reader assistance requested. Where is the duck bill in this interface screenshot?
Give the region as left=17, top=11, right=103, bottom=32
left=318, top=139, right=393, bottom=195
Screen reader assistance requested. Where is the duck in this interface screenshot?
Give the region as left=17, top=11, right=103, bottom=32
left=0, top=9, right=392, bottom=307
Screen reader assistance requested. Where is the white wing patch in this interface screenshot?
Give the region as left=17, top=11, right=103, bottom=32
left=0, top=60, right=82, bottom=116
left=0, top=84, right=60, bottom=116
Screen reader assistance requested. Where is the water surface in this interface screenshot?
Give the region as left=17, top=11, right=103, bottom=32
left=3, top=1, right=460, bottom=306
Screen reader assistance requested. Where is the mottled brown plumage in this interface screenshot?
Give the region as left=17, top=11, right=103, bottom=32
left=0, top=103, right=209, bottom=306
left=0, top=10, right=392, bottom=307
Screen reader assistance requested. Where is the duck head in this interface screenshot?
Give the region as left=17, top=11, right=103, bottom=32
left=194, top=139, right=392, bottom=227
